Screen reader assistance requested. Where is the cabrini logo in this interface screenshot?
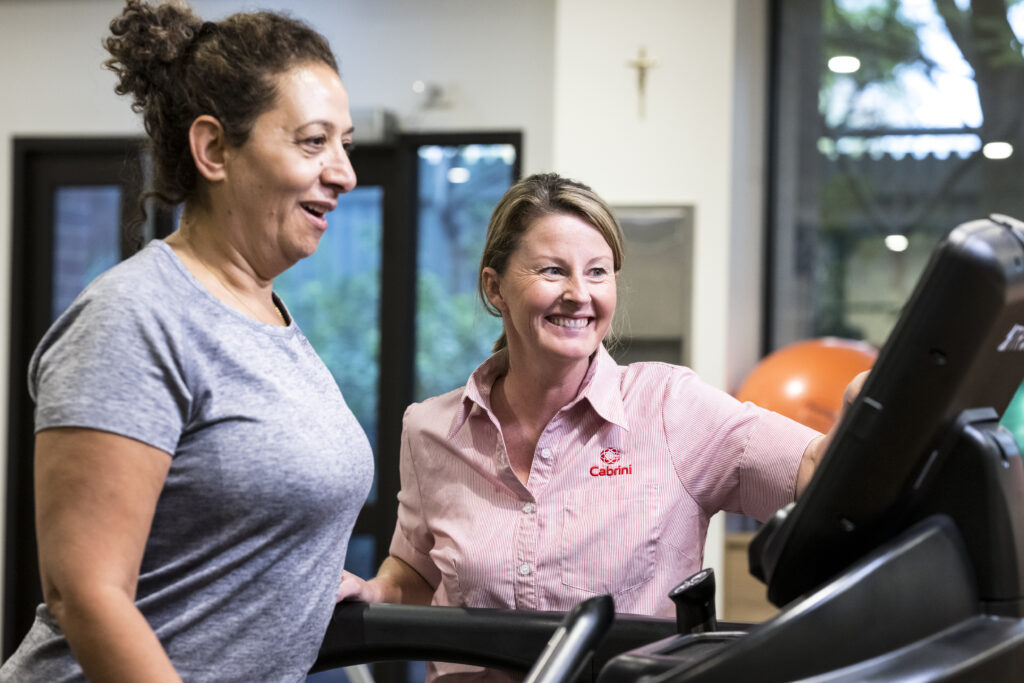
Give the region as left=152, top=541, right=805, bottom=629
left=998, top=324, right=1024, bottom=352
left=592, top=448, right=631, bottom=477
left=600, top=448, right=622, bottom=464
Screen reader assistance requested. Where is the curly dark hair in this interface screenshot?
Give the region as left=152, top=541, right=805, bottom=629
left=103, top=0, right=339, bottom=209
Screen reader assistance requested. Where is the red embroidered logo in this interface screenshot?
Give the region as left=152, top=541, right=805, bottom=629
left=592, top=448, right=631, bottom=477
left=600, top=448, right=622, bottom=464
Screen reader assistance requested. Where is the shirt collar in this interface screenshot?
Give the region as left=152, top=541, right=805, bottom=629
left=578, top=345, right=630, bottom=431
left=447, top=345, right=630, bottom=439
left=448, top=348, right=509, bottom=439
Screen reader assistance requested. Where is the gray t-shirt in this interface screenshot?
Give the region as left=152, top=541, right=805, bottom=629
left=0, top=240, right=373, bottom=682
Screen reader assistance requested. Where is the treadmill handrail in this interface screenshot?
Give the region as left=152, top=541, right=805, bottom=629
left=312, top=601, right=679, bottom=675
left=525, top=595, right=615, bottom=683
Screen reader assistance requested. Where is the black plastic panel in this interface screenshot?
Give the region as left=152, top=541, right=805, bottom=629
left=753, top=216, right=1024, bottom=607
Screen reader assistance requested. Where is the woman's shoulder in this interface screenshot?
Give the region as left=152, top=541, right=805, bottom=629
left=402, top=385, right=467, bottom=429
left=35, top=242, right=193, bottom=367
left=612, top=359, right=734, bottom=412
left=78, top=241, right=188, bottom=312
left=617, top=359, right=698, bottom=389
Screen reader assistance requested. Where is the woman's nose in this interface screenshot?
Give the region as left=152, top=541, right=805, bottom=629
left=562, top=274, right=591, bottom=303
left=322, top=146, right=357, bottom=194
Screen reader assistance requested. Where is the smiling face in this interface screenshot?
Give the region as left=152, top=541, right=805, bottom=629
left=220, top=61, right=356, bottom=271
left=484, top=212, right=617, bottom=374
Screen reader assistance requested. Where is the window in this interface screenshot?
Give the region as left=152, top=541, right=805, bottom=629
left=51, top=187, right=124, bottom=317
left=769, top=0, right=1024, bottom=349
left=413, top=140, right=517, bottom=401
left=4, top=138, right=151, bottom=657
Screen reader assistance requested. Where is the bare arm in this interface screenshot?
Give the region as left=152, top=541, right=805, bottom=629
left=337, top=555, right=434, bottom=606
left=35, top=427, right=180, bottom=682
left=795, top=370, right=869, bottom=497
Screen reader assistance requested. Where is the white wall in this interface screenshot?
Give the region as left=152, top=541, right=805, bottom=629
left=0, top=0, right=767, bottom=646
left=553, top=0, right=767, bottom=608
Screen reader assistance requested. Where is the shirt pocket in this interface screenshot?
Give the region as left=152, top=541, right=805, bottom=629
left=559, top=481, right=659, bottom=595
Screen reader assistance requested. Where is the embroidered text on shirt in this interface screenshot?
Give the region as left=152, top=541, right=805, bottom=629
left=593, top=448, right=632, bottom=476
left=591, top=464, right=633, bottom=477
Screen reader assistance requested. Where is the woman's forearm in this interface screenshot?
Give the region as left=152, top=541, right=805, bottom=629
left=375, top=556, right=434, bottom=605
left=53, top=586, right=180, bottom=682
left=34, top=428, right=175, bottom=680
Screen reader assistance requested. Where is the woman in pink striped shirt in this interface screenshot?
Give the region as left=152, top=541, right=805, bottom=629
left=339, top=172, right=855, bottom=677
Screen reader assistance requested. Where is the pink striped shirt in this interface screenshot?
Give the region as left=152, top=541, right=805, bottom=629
left=390, top=344, right=818, bottom=619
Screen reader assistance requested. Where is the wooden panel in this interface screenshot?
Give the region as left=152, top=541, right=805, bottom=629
left=722, top=532, right=778, bottom=623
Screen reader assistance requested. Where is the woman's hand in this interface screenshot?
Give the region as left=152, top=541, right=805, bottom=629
left=795, top=370, right=870, bottom=497
left=336, top=571, right=384, bottom=603
left=337, top=556, right=434, bottom=605
left=840, top=370, right=869, bottom=409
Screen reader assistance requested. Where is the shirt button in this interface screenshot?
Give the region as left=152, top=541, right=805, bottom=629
left=540, top=448, right=552, bottom=459
left=522, top=502, right=536, bottom=514
left=519, top=563, right=531, bottom=576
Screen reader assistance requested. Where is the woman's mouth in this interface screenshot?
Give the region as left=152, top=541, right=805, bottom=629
left=548, top=315, right=590, bottom=329
left=300, top=202, right=328, bottom=218
left=299, top=201, right=333, bottom=229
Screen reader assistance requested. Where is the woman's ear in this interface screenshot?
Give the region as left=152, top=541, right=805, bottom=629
left=481, top=267, right=507, bottom=314
left=189, top=115, right=228, bottom=183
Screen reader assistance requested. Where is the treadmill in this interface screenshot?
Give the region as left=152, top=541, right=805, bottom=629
left=314, top=214, right=1024, bottom=682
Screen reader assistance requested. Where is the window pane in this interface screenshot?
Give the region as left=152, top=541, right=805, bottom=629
left=772, top=0, right=1024, bottom=348
left=52, top=186, right=122, bottom=320
left=414, top=144, right=515, bottom=401
left=275, top=186, right=383, bottom=501
left=342, top=533, right=376, bottom=581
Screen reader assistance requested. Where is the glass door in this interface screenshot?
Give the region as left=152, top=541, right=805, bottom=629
left=409, top=135, right=519, bottom=402
left=5, top=138, right=148, bottom=657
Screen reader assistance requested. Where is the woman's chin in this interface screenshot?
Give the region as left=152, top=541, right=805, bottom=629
left=283, top=237, right=323, bottom=266
left=538, top=339, right=601, bottom=365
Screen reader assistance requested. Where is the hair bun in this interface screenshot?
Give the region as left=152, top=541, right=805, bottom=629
left=102, top=1, right=339, bottom=212
left=103, top=0, right=204, bottom=111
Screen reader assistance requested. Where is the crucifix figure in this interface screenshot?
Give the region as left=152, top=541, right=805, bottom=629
left=627, top=47, right=659, bottom=119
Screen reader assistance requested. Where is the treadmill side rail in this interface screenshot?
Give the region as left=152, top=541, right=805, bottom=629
left=602, top=516, right=977, bottom=683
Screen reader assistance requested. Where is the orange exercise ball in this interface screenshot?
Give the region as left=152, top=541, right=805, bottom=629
left=735, top=337, right=877, bottom=433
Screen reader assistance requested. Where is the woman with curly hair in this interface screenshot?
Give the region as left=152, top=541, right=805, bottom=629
left=0, top=2, right=370, bottom=680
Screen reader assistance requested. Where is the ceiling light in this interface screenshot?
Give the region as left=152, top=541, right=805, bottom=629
left=982, top=141, right=1013, bottom=160
left=885, top=234, right=909, bottom=252
left=447, top=167, right=470, bottom=184
left=828, top=55, right=861, bottom=74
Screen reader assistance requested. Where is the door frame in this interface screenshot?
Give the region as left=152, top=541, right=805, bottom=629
left=4, top=137, right=152, bottom=656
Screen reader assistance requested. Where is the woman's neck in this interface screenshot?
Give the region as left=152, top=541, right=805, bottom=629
left=489, top=349, right=593, bottom=485
left=165, top=211, right=284, bottom=325
left=496, top=349, right=592, bottom=432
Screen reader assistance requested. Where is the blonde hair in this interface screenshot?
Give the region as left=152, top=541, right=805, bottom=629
left=479, top=173, right=625, bottom=351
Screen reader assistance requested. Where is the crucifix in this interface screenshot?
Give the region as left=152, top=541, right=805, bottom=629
left=627, top=47, right=659, bottom=119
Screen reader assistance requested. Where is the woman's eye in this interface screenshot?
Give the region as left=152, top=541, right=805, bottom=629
left=541, top=266, right=562, bottom=276
left=303, top=135, right=328, bottom=148
left=343, top=141, right=356, bottom=154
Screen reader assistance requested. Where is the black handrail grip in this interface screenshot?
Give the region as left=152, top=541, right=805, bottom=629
left=313, top=601, right=679, bottom=675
